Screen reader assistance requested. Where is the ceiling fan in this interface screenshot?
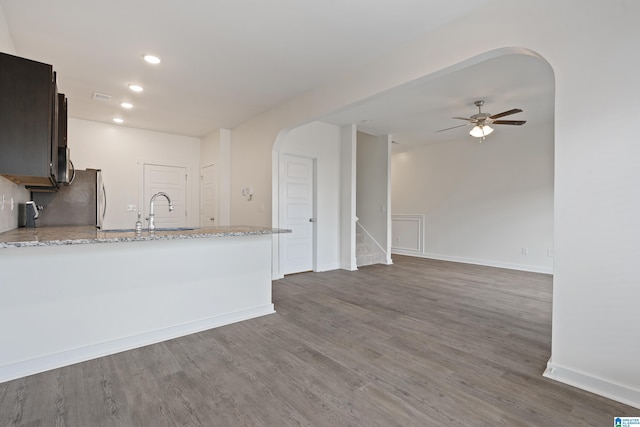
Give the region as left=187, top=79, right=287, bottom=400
left=436, top=100, right=526, bottom=140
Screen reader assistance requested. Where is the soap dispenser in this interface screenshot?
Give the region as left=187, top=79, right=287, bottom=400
left=135, top=211, right=143, bottom=235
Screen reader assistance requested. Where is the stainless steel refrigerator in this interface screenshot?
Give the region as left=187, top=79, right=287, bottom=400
left=31, top=169, right=106, bottom=228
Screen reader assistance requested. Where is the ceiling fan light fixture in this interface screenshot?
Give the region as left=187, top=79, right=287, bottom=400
left=469, top=124, right=494, bottom=138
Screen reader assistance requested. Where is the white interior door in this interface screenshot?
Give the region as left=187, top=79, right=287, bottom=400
left=143, top=164, right=187, bottom=228
left=200, top=164, right=217, bottom=227
left=280, top=154, right=315, bottom=275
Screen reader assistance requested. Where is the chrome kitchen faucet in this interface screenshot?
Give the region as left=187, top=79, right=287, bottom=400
left=147, top=192, right=174, bottom=233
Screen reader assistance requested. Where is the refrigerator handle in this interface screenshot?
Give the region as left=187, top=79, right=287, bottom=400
left=101, top=183, right=107, bottom=225
left=68, top=160, right=76, bottom=184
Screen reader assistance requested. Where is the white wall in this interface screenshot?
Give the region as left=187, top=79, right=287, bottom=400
left=231, top=121, right=274, bottom=226
left=391, top=122, right=554, bottom=273
left=356, top=132, right=391, bottom=259
left=68, top=118, right=201, bottom=229
left=0, top=3, right=15, bottom=55
left=340, top=124, right=357, bottom=270
left=228, top=0, right=640, bottom=407
left=201, top=128, right=221, bottom=167
left=0, top=3, right=30, bottom=233
left=278, top=121, right=342, bottom=272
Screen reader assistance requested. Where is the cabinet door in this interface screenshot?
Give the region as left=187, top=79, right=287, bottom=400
left=57, top=93, right=67, bottom=148
left=49, top=76, right=59, bottom=183
left=0, top=52, right=56, bottom=186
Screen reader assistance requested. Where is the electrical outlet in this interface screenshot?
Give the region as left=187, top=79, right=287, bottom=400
left=547, top=249, right=554, bottom=257
left=126, top=204, right=137, bottom=212
left=521, top=247, right=529, bottom=255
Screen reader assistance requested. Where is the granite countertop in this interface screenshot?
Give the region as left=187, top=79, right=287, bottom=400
left=0, top=225, right=291, bottom=248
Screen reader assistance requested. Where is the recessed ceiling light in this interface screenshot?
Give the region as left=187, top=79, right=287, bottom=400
left=120, top=102, right=133, bottom=109
left=128, top=83, right=144, bottom=92
left=143, top=54, right=161, bottom=65
left=113, top=118, right=124, bottom=124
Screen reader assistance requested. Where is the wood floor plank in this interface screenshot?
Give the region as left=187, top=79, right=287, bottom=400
left=0, top=255, right=636, bottom=426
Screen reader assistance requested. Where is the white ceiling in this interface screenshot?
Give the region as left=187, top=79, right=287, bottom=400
left=321, top=52, right=555, bottom=151
left=0, top=0, right=552, bottom=143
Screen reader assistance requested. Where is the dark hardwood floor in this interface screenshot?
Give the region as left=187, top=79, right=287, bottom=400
left=0, top=256, right=636, bottom=426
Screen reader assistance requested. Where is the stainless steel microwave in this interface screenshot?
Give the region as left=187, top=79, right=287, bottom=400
left=57, top=146, right=74, bottom=185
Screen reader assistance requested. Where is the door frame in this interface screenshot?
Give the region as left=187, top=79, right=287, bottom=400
left=200, top=163, right=218, bottom=227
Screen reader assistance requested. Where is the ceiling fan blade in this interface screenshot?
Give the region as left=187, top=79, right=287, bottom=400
left=452, top=116, right=471, bottom=121
left=489, top=108, right=523, bottom=119
left=492, top=120, right=526, bottom=125
left=435, top=123, right=469, bottom=133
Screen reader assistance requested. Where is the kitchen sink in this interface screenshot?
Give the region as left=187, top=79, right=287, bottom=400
left=102, top=227, right=196, bottom=233
left=155, top=227, right=196, bottom=231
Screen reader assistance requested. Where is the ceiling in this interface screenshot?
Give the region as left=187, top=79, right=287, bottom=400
left=321, top=52, right=555, bottom=151
left=0, top=0, right=553, bottom=144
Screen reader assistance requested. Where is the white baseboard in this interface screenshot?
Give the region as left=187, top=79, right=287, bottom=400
left=391, top=250, right=553, bottom=274
left=0, top=304, right=275, bottom=384
left=316, top=262, right=341, bottom=272
left=544, top=360, right=640, bottom=409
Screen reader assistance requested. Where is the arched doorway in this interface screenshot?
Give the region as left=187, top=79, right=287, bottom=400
left=272, top=47, right=555, bottom=277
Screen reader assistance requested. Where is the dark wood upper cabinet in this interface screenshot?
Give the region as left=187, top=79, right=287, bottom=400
left=57, top=93, right=67, bottom=148
left=0, top=52, right=60, bottom=187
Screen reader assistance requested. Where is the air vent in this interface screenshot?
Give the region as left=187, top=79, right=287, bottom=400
left=92, top=92, right=112, bottom=103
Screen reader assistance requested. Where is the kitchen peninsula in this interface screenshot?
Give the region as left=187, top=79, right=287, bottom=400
left=0, top=225, right=289, bottom=383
